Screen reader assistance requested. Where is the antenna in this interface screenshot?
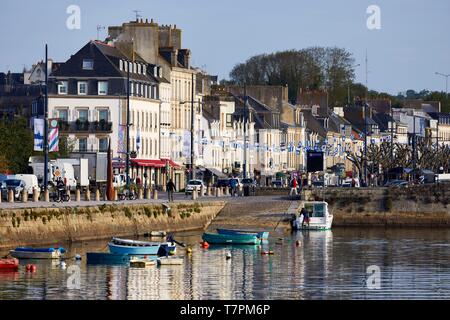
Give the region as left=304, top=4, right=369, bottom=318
left=96, top=25, right=105, bottom=41
left=133, top=10, right=142, bottom=21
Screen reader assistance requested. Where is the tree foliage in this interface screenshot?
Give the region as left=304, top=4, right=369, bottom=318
left=228, top=47, right=355, bottom=105
left=0, top=117, right=34, bottom=174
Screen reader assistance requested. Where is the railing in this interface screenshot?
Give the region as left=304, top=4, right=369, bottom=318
left=59, top=121, right=113, bottom=133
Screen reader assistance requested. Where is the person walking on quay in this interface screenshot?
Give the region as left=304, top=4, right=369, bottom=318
left=230, top=178, right=238, bottom=197
left=166, top=179, right=176, bottom=202
left=289, top=177, right=298, bottom=198
left=300, top=207, right=310, bottom=228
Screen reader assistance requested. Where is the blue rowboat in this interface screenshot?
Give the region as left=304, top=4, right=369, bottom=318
left=202, top=232, right=260, bottom=245
left=10, top=247, right=66, bottom=259
left=108, top=238, right=161, bottom=255
left=217, top=229, right=269, bottom=240
left=87, top=252, right=131, bottom=265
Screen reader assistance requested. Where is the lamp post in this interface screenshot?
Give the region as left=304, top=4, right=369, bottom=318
left=435, top=72, right=449, bottom=97
left=243, top=84, right=248, bottom=179
left=44, top=44, right=49, bottom=191
left=348, top=63, right=361, bottom=106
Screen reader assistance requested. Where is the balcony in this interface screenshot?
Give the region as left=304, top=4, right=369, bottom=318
left=58, top=120, right=113, bottom=133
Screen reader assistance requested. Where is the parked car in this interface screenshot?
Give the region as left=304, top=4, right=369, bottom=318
left=384, top=179, right=408, bottom=187
left=7, top=174, right=39, bottom=195
left=271, top=180, right=283, bottom=188
left=216, top=179, right=231, bottom=188
left=342, top=178, right=360, bottom=188
left=185, top=180, right=206, bottom=195
left=241, top=178, right=256, bottom=187
left=2, top=179, right=26, bottom=200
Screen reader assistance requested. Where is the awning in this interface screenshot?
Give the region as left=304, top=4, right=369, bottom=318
left=206, top=167, right=227, bottom=178
left=167, top=159, right=182, bottom=169
left=131, top=159, right=165, bottom=168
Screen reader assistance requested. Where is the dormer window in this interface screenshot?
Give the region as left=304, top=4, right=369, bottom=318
left=143, top=65, right=146, bottom=75
left=154, top=66, right=158, bottom=77
left=158, top=67, right=162, bottom=78
left=119, top=60, right=123, bottom=71
left=137, top=64, right=141, bottom=74
left=82, top=59, right=94, bottom=70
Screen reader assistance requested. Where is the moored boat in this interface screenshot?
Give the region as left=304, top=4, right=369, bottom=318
left=217, top=229, right=269, bottom=240
left=0, top=258, right=19, bottom=271
left=292, top=201, right=333, bottom=231
left=157, top=257, right=183, bottom=266
left=10, top=247, right=65, bottom=260
left=108, top=238, right=162, bottom=255
left=202, top=232, right=260, bottom=245
left=86, top=252, right=132, bottom=265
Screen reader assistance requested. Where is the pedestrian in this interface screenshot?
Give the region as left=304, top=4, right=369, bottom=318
left=289, top=177, right=298, bottom=197
left=166, top=179, right=176, bottom=202
left=230, top=178, right=238, bottom=197
left=351, top=177, right=356, bottom=188
left=300, top=207, right=310, bottom=228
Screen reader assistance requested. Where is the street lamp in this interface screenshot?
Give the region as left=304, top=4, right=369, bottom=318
left=348, top=64, right=361, bottom=106
left=435, top=72, right=450, bottom=97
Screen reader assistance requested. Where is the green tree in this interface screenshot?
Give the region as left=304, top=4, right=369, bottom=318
left=0, top=117, right=34, bottom=173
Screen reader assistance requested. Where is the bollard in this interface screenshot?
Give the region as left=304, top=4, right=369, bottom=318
left=76, top=189, right=81, bottom=202
left=85, top=189, right=91, bottom=201
left=206, top=186, right=211, bottom=196
left=215, top=187, right=221, bottom=197
left=33, top=188, right=39, bottom=202
left=138, top=188, right=144, bottom=200
left=153, top=189, right=158, bottom=200
left=146, top=188, right=152, bottom=200
left=22, top=189, right=28, bottom=203
left=199, top=186, right=204, bottom=198
left=192, top=189, right=198, bottom=200
left=8, top=189, right=14, bottom=203
left=114, top=189, right=118, bottom=201
left=95, top=188, right=101, bottom=202
left=44, top=189, right=50, bottom=202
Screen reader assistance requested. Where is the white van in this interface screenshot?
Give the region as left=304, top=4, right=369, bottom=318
left=7, top=174, right=39, bottom=195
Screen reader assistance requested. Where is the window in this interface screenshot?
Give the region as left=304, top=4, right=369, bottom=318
left=99, top=138, right=108, bottom=152
left=226, top=114, right=233, bottom=127
left=58, top=81, right=68, bottom=95
left=98, top=109, right=108, bottom=122
left=78, top=109, right=89, bottom=122
left=58, top=109, right=68, bottom=122
left=143, top=65, right=146, bottom=75
left=82, top=59, right=94, bottom=70
left=98, top=81, right=108, bottom=95
left=119, top=60, right=123, bottom=71
left=78, top=81, right=88, bottom=95
left=79, top=138, right=88, bottom=152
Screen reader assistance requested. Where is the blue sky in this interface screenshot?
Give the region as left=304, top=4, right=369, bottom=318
left=1, top=0, right=449, bottom=95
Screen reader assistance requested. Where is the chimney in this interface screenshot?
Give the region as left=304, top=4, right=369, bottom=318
left=170, top=49, right=177, bottom=66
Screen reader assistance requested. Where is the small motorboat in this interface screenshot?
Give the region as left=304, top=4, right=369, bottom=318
left=217, top=229, right=269, bottom=240
left=0, top=258, right=19, bottom=271
left=202, top=232, right=260, bottom=245
left=292, top=201, right=333, bottom=231
left=10, top=247, right=66, bottom=260
left=157, top=257, right=183, bottom=266
left=108, top=238, right=168, bottom=256
left=86, top=252, right=132, bottom=265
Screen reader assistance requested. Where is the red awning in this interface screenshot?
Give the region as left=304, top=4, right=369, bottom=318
left=160, top=158, right=182, bottom=169
left=131, top=159, right=165, bottom=168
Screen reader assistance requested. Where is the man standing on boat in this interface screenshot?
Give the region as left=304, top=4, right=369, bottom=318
left=300, top=207, right=310, bottom=228
left=166, top=179, right=176, bottom=202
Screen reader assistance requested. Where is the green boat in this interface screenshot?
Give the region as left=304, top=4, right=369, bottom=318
left=202, top=232, right=260, bottom=245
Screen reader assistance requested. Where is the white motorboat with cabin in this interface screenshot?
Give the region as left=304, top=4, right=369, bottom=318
left=291, top=201, right=333, bottom=231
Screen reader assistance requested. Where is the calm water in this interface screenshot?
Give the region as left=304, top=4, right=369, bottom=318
left=0, top=228, right=449, bottom=300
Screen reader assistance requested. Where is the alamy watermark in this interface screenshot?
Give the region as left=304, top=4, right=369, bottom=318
left=366, top=265, right=381, bottom=289
left=367, top=5, right=381, bottom=30
left=66, top=5, right=81, bottom=30
left=67, top=265, right=81, bottom=290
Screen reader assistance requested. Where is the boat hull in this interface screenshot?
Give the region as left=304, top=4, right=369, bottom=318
left=108, top=243, right=161, bottom=255
left=87, top=252, right=131, bottom=265
left=202, top=233, right=260, bottom=245
left=0, top=259, right=19, bottom=271
left=10, top=248, right=64, bottom=260
left=217, top=229, right=269, bottom=240
left=293, top=215, right=333, bottom=231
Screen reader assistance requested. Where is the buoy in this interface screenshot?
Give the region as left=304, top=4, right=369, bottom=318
left=30, top=265, right=37, bottom=272
left=226, top=252, right=232, bottom=260
left=75, top=254, right=82, bottom=261
left=296, top=240, right=301, bottom=247
left=169, top=250, right=175, bottom=256
left=26, top=264, right=32, bottom=271
left=60, top=261, right=66, bottom=269
left=186, top=247, right=193, bottom=254
left=200, top=241, right=209, bottom=249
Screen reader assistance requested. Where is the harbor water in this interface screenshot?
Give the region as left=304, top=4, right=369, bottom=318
left=0, top=228, right=449, bottom=300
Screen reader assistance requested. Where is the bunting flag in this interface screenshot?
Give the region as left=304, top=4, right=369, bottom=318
left=33, top=118, right=44, bottom=152
left=118, top=125, right=125, bottom=153
left=136, top=128, right=142, bottom=152
left=48, top=119, right=59, bottom=153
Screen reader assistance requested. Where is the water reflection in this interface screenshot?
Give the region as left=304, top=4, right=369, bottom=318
left=0, top=228, right=449, bottom=300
